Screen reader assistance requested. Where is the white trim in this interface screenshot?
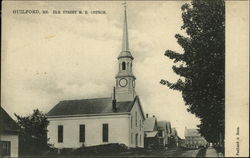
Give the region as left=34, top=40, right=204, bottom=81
left=47, top=112, right=130, bottom=119
left=47, top=113, right=131, bottom=121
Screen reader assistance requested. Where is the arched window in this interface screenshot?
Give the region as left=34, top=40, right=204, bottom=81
left=122, top=62, right=126, bottom=70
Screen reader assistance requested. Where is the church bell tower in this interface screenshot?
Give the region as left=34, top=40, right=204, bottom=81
left=115, top=4, right=136, bottom=102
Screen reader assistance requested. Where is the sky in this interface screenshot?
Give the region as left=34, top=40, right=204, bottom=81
left=1, top=1, right=200, bottom=138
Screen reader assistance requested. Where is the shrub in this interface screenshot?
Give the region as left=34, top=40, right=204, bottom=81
left=72, top=143, right=129, bottom=156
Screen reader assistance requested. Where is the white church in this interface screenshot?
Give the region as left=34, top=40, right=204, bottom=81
left=47, top=6, right=146, bottom=149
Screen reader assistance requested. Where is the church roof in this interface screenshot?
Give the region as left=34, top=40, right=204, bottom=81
left=118, top=51, right=134, bottom=60
left=47, top=97, right=138, bottom=117
left=115, top=71, right=135, bottom=79
left=0, top=107, right=20, bottom=134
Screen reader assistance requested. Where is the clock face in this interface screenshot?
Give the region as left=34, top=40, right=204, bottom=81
left=132, top=80, right=135, bottom=88
left=119, top=78, right=127, bottom=87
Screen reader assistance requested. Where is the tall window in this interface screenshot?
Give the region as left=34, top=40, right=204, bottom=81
left=131, top=116, right=133, bottom=128
left=58, top=125, right=63, bottom=143
left=158, top=131, right=163, bottom=137
left=102, top=124, right=109, bottom=142
left=131, top=133, right=133, bottom=144
left=135, top=112, right=137, bottom=127
left=140, top=135, right=141, bottom=146
left=79, top=125, right=85, bottom=143
left=122, top=62, right=126, bottom=70
left=135, top=133, right=138, bottom=147
left=140, top=120, right=141, bottom=131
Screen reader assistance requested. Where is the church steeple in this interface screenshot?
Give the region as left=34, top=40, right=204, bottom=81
left=118, top=3, right=133, bottom=60
left=122, top=5, right=129, bottom=52
left=114, top=3, right=136, bottom=102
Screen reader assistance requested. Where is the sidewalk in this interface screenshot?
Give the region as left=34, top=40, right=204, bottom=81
left=205, top=147, right=219, bottom=157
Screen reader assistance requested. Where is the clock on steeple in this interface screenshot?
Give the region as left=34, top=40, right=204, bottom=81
left=114, top=4, right=136, bottom=102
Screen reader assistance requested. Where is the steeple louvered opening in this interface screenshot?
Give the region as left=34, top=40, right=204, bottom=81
left=122, top=62, right=126, bottom=70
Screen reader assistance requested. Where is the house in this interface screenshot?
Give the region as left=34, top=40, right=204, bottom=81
left=144, top=115, right=158, bottom=148
left=157, top=121, right=172, bottom=147
left=184, top=127, right=207, bottom=149
left=144, top=115, right=162, bottom=148
left=47, top=6, right=145, bottom=149
left=170, top=128, right=179, bottom=147
left=0, top=107, right=19, bottom=157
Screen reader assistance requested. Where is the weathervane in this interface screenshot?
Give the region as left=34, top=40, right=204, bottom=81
left=122, top=1, right=127, bottom=10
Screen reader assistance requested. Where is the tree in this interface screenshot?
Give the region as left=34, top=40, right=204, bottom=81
left=15, top=109, right=50, bottom=156
left=161, top=0, right=225, bottom=146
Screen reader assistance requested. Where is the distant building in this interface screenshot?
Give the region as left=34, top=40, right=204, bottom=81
left=179, top=138, right=186, bottom=148
left=0, top=107, right=19, bottom=157
left=170, top=128, right=179, bottom=147
left=157, top=121, right=172, bottom=147
left=144, top=115, right=160, bottom=148
left=184, top=127, right=207, bottom=149
left=46, top=6, right=145, bottom=149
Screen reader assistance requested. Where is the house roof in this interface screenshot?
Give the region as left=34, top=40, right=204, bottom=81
left=0, top=107, right=20, bottom=134
left=157, top=121, right=172, bottom=133
left=184, top=128, right=201, bottom=137
left=144, top=117, right=157, bottom=132
left=157, top=121, right=167, bottom=129
left=47, top=96, right=141, bottom=117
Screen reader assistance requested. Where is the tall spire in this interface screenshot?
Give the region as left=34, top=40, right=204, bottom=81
left=122, top=2, right=129, bottom=52
left=118, top=2, right=133, bottom=60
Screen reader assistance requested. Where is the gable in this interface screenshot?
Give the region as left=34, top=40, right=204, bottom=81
left=0, top=107, right=20, bottom=134
left=129, top=96, right=145, bottom=120
left=47, top=97, right=134, bottom=117
left=144, top=117, right=157, bottom=132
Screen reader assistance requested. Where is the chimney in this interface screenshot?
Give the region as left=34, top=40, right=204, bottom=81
left=146, top=114, right=148, bottom=118
left=112, top=87, right=117, bottom=112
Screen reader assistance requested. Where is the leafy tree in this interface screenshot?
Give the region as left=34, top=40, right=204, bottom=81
left=15, top=109, right=50, bottom=156
left=161, top=0, right=225, bottom=146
